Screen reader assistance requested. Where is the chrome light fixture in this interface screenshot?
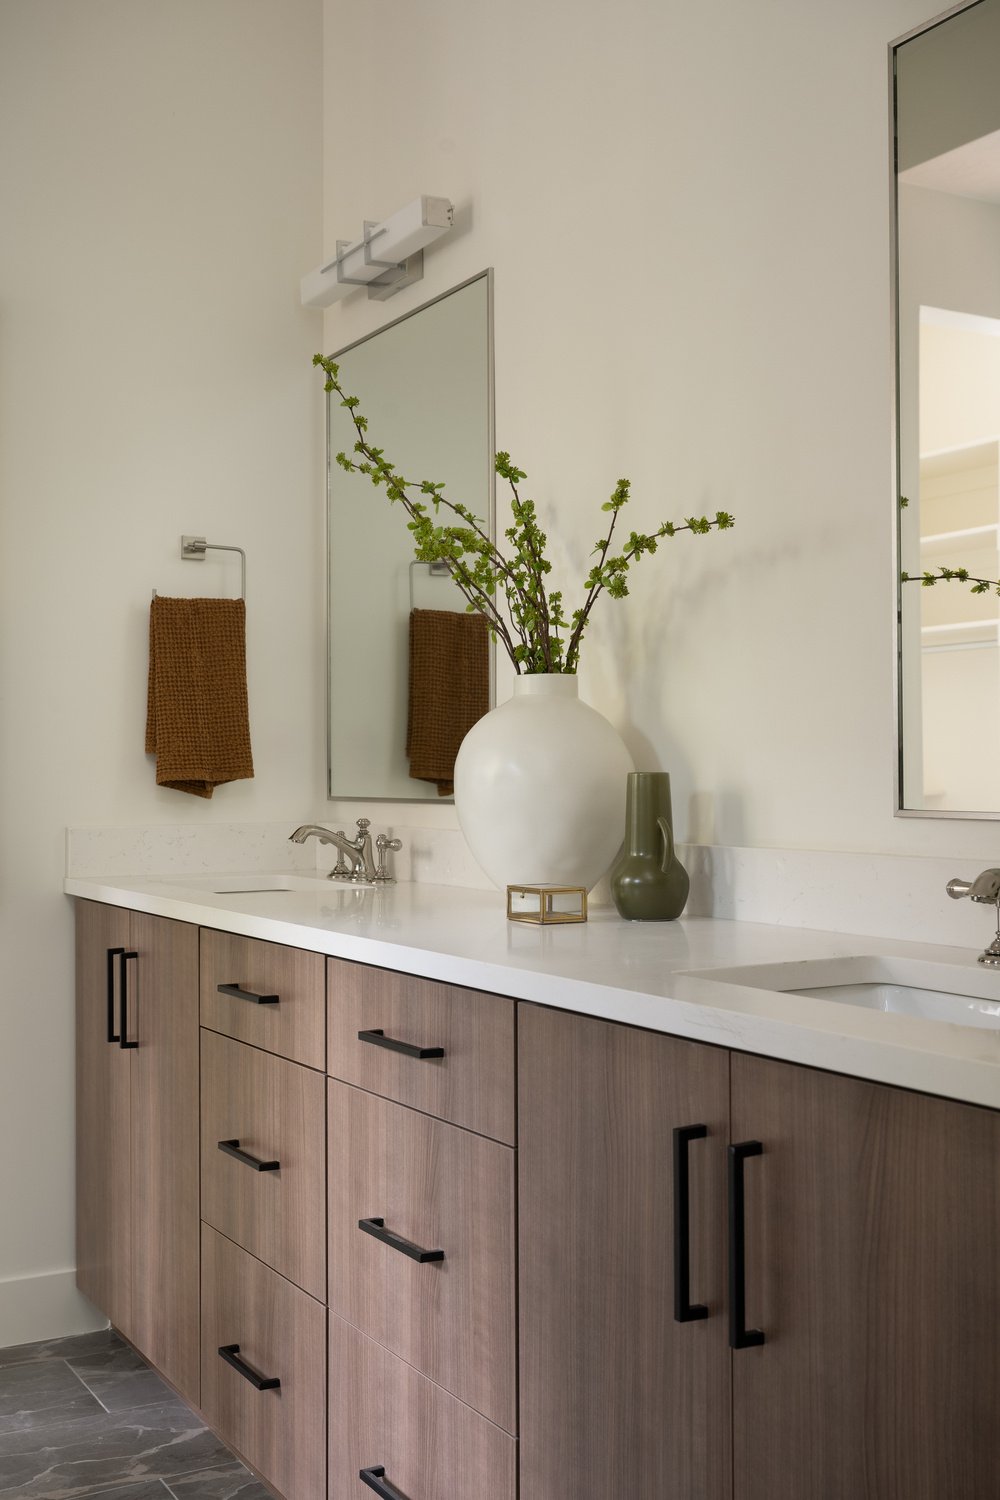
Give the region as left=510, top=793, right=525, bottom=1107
left=300, top=196, right=454, bottom=309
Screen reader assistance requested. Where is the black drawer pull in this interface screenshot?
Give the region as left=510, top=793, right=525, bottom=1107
left=218, top=1343, right=280, bottom=1391
left=360, top=1467, right=410, bottom=1499
left=358, top=1216, right=444, bottom=1263
left=728, top=1140, right=765, bottom=1349
left=673, top=1123, right=709, bottom=1323
left=119, top=951, right=139, bottom=1050
left=106, top=947, right=124, bottom=1043
left=358, top=1028, right=444, bottom=1060
left=218, top=1139, right=280, bottom=1172
left=218, top=982, right=279, bottom=1005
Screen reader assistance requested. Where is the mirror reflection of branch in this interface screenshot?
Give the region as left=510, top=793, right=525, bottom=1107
left=315, top=354, right=735, bottom=674
left=898, top=502, right=1000, bottom=596
left=901, top=567, right=1000, bottom=596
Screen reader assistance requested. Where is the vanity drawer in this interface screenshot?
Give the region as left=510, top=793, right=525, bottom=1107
left=201, top=929, right=325, bottom=1068
left=200, top=1030, right=326, bottom=1300
left=201, top=1223, right=326, bottom=1500
left=326, top=957, right=515, bottom=1143
left=327, top=1080, right=516, bottom=1433
left=329, top=1314, right=516, bottom=1500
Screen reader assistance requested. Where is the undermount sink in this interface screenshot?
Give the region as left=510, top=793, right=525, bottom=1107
left=688, top=955, right=1000, bottom=1031
left=157, top=872, right=337, bottom=895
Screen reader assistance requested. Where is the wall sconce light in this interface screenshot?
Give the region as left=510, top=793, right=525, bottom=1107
left=300, top=196, right=454, bottom=309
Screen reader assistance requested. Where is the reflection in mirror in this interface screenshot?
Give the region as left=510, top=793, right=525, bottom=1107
left=327, top=271, right=494, bottom=800
left=896, top=0, right=1000, bottom=814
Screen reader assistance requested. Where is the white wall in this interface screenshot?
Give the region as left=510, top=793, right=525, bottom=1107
left=321, top=0, right=1000, bottom=862
left=0, top=0, right=323, bottom=1344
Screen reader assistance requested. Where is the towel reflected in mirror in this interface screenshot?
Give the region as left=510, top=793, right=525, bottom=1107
left=406, top=609, right=489, bottom=795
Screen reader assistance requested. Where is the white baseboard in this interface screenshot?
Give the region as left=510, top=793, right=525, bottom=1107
left=0, top=1269, right=107, bottom=1350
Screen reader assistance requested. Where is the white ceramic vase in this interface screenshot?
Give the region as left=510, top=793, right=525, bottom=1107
left=453, top=673, right=635, bottom=892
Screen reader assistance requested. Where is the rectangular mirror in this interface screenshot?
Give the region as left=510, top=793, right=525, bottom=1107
left=326, top=270, right=495, bottom=800
left=895, top=0, right=1000, bottom=816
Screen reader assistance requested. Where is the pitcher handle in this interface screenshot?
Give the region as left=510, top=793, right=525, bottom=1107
left=657, top=815, right=675, bottom=873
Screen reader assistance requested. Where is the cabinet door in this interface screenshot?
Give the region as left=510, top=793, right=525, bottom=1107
left=328, top=1079, right=516, bottom=1433
left=731, top=1053, right=1000, bottom=1500
left=518, top=1004, right=732, bottom=1500
left=75, top=899, right=133, bottom=1336
left=129, top=912, right=200, bottom=1404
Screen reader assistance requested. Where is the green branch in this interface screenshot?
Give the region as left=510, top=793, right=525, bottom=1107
left=315, top=353, right=735, bottom=674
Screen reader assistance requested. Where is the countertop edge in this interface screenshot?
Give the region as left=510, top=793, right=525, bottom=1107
left=64, top=875, right=1000, bottom=1111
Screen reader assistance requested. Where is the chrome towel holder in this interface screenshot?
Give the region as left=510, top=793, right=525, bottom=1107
left=153, top=535, right=247, bottom=602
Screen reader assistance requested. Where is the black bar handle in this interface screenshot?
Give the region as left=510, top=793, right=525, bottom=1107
left=728, top=1140, right=765, bottom=1349
left=118, top=951, right=139, bottom=1050
left=106, top=947, right=124, bottom=1043
left=358, top=1216, right=444, bottom=1264
left=218, top=982, right=279, bottom=1006
left=218, top=1343, right=280, bottom=1391
left=218, top=1138, right=280, bottom=1172
left=360, top=1467, right=411, bottom=1500
left=358, top=1028, right=444, bottom=1060
left=673, top=1124, right=709, bottom=1323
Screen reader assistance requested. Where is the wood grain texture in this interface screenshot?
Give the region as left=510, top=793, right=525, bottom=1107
left=326, top=957, right=515, bottom=1143
left=201, top=930, right=325, bottom=1069
left=329, top=1313, right=516, bottom=1500
left=518, top=1002, right=732, bottom=1500
left=732, top=1052, right=1000, bottom=1500
left=201, top=1029, right=326, bottom=1301
left=201, top=1223, right=327, bottom=1500
left=129, top=912, right=201, bottom=1406
left=327, top=1079, right=516, bottom=1433
left=75, top=900, right=133, bottom=1337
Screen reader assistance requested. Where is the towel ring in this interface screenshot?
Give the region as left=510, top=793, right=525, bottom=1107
left=152, top=536, right=246, bottom=602
left=408, top=558, right=451, bottom=610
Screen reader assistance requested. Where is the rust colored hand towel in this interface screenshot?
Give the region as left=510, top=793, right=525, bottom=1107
left=406, top=608, right=489, bottom=796
left=145, top=596, right=254, bottom=798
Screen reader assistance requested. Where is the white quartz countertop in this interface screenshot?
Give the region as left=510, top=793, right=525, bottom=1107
left=64, top=872, right=1000, bottom=1110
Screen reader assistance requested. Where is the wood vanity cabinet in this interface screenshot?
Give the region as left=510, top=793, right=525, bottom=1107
left=75, top=901, right=1000, bottom=1500
left=75, top=899, right=200, bottom=1405
left=519, top=1003, right=1000, bottom=1500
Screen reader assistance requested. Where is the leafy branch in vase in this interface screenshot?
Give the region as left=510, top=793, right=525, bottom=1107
left=315, top=353, right=735, bottom=674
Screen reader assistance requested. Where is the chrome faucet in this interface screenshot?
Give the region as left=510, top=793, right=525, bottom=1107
left=289, top=819, right=401, bottom=885
left=946, top=868, right=1000, bottom=966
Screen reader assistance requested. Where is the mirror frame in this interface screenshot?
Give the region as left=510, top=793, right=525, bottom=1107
left=325, top=268, right=496, bottom=801
left=891, top=0, right=1000, bottom=821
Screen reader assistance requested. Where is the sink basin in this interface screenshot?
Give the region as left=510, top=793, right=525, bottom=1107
left=156, top=872, right=337, bottom=895
left=687, top=955, right=1000, bottom=1030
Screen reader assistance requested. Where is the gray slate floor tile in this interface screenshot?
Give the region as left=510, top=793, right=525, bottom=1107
left=0, top=1360, right=103, bottom=1435
left=165, top=1461, right=275, bottom=1499
left=0, top=1397, right=235, bottom=1498
left=70, top=1484, right=170, bottom=1499
left=70, top=1365, right=173, bottom=1416
left=0, top=1332, right=121, bottom=1370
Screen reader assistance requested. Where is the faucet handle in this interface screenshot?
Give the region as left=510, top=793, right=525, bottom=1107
left=947, top=878, right=973, bottom=899
left=356, top=817, right=371, bottom=835
left=374, top=833, right=403, bottom=884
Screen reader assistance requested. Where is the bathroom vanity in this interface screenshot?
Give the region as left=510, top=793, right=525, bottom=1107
left=68, top=872, right=1000, bottom=1500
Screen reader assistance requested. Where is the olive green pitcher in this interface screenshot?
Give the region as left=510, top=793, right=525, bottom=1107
left=610, top=771, right=689, bottom=921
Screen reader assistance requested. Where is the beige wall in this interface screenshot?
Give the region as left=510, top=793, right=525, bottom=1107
left=0, top=0, right=323, bottom=1342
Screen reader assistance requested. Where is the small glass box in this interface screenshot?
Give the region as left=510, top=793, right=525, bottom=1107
left=506, top=884, right=588, bottom=925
